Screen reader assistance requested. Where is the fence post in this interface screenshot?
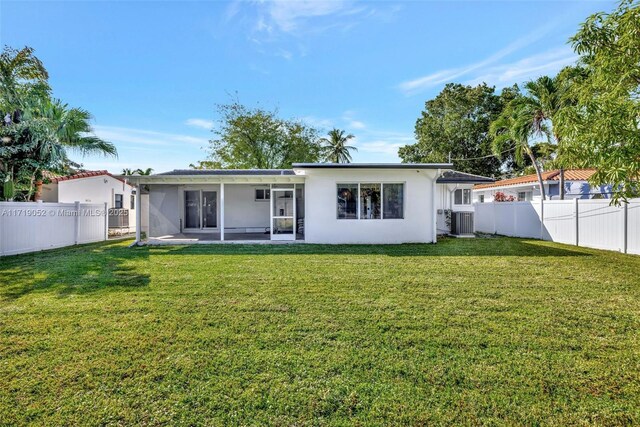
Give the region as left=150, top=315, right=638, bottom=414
left=575, top=198, right=579, bottom=246
left=104, top=202, right=109, bottom=241
left=540, top=199, right=544, bottom=240
left=74, top=201, right=80, bottom=245
left=623, top=202, right=628, bottom=254
left=492, top=202, right=497, bottom=234
left=0, top=210, right=3, bottom=256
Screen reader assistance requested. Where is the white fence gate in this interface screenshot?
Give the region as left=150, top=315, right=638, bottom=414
left=0, top=202, right=108, bottom=256
left=474, top=199, right=640, bottom=255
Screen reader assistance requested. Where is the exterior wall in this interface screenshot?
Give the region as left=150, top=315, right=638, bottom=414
left=225, top=184, right=271, bottom=230
left=436, top=183, right=475, bottom=234
left=302, top=168, right=438, bottom=244
left=140, top=194, right=150, bottom=235
left=548, top=181, right=612, bottom=199
left=473, top=184, right=537, bottom=203
left=149, top=185, right=181, bottom=237
left=41, top=183, right=58, bottom=202
left=474, top=181, right=613, bottom=202
left=42, top=175, right=137, bottom=230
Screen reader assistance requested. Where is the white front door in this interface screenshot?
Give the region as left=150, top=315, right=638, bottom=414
left=270, top=188, right=296, bottom=241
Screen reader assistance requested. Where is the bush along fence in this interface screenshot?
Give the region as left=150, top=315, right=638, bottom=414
left=0, top=201, right=108, bottom=256
left=474, top=199, right=640, bottom=255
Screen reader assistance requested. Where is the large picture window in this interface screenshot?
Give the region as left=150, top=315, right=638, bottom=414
left=360, top=184, right=381, bottom=219
left=337, top=184, right=358, bottom=219
left=337, top=183, right=404, bottom=220
left=383, top=183, right=404, bottom=219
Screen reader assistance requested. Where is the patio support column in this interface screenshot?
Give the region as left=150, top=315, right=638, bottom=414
left=432, top=170, right=439, bottom=243
left=135, top=183, right=141, bottom=244
left=220, top=182, right=225, bottom=241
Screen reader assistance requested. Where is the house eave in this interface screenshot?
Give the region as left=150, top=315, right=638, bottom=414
left=473, top=180, right=559, bottom=191
left=122, top=175, right=306, bottom=185
left=293, top=163, right=453, bottom=170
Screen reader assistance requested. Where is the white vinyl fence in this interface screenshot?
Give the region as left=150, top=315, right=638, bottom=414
left=0, top=202, right=108, bottom=256
left=474, top=199, right=640, bottom=255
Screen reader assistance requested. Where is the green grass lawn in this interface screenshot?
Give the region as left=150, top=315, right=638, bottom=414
left=1, top=238, right=639, bottom=425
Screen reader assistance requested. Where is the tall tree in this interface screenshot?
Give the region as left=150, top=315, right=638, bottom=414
left=490, top=97, right=549, bottom=200
left=555, top=0, right=640, bottom=203
left=398, top=83, right=517, bottom=177
left=0, top=47, right=116, bottom=200
left=204, top=102, right=322, bottom=169
left=135, top=168, right=153, bottom=175
left=320, top=128, right=357, bottom=163
left=0, top=46, right=49, bottom=109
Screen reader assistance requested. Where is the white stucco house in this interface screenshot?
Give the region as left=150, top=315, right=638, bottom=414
left=124, top=163, right=493, bottom=245
left=42, top=170, right=143, bottom=234
left=473, top=169, right=611, bottom=203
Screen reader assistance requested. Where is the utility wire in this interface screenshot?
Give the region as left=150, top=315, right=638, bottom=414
left=449, top=148, right=513, bottom=162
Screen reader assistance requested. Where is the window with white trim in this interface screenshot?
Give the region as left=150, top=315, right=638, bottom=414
left=114, top=194, right=123, bottom=209
left=478, top=194, right=485, bottom=203
left=517, top=191, right=532, bottom=201
left=454, top=189, right=471, bottom=205
left=337, top=183, right=404, bottom=220
left=255, top=188, right=270, bottom=201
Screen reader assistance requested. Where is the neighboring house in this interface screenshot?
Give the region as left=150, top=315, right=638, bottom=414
left=473, top=169, right=611, bottom=202
left=435, top=171, right=495, bottom=235
left=125, top=163, right=493, bottom=244
left=42, top=170, right=141, bottom=234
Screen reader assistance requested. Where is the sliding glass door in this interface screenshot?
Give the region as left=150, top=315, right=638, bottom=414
left=202, top=191, right=217, bottom=228
left=184, top=190, right=217, bottom=230
left=184, top=191, right=200, bottom=229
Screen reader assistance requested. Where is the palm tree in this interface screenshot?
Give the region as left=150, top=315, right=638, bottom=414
left=490, top=98, right=549, bottom=200
left=320, top=128, right=357, bottom=163
left=491, top=75, right=572, bottom=200
left=16, top=98, right=117, bottom=199
left=122, top=168, right=135, bottom=175
left=135, top=168, right=153, bottom=175
left=0, top=46, right=49, bottom=110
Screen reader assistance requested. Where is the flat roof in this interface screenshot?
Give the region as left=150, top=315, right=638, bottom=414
left=293, top=163, right=453, bottom=169
left=156, top=169, right=296, bottom=176
left=436, top=170, right=494, bottom=184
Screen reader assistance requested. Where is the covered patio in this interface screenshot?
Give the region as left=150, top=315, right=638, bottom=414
left=127, top=170, right=306, bottom=244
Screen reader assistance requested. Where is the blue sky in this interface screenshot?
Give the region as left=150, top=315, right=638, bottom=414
left=2, top=0, right=614, bottom=173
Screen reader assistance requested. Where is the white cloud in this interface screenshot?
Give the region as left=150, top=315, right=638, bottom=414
left=350, top=131, right=414, bottom=161
left=464, top=47, right=578, bottom=88
left=265, top=0, right=356, bottom=33
left=302, top=115, right=333, bottom=129
left=93, top=125, right=208, bottom=147
left=347, top=120, right=366, bottom=130
left=185, top=118, right=214, bottom=130
left=355, top=140, right=405, bottom=157
left=397, top=21, right=562, bottom=95
left=342, top=111, right=367, bottom=130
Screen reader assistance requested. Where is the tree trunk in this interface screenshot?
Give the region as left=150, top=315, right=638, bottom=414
left=34, top=180, right=43, bottom=201
left=527, top=147, right=546, bottom=200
